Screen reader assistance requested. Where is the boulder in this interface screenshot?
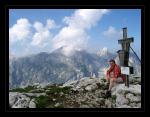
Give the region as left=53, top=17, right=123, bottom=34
left=105, top=99, right=112, bottom=108
left=29, top=99, right=36, bottom=108
left=52, top=98, right=56, bottom=101
left=126, top=93, right=141, bottom=102
left=85, top=84, right=98, bottom=91
left=9, top=92, right=20, bottom=107
left=54, top=103, right=61, bottom=107
left=116, top=94, right=129, bottom=107
left=9, top=92, right=46, bottom=108
left=12, top=95, right=30, bottom=108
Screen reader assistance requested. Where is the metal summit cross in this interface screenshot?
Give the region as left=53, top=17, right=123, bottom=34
left=117, top=27, right=134, bottom=87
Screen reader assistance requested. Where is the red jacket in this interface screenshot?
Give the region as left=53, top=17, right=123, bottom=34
left=106, top=64, right=125, bottom=81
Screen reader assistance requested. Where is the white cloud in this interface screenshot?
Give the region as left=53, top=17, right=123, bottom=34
left=46, top=19, right=56, bottom=29
left=9, top=18, right=32, bottom=43
left=31, top=19, right=56, bottom=47
left=31, top=30, right=52, bottom=47
left=53, top=9, right=110, bottom=56
left=9, top=18, right=56, bottom=47
left=9, top=10, right=110, bottom=57
left=102, top=26, right=122, bottom=39
left=9, top=18, right=58, bottom=57
left=53, top=27, right=89, bottom=55
left=33, top=21, right=44, bottom=32
left=33, top=19, right=56, bottom=32
left=63, top=9, right=109, bottom=30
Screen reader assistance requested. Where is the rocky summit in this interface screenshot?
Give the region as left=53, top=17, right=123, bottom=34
left=9, top=77, right=141, bottom=108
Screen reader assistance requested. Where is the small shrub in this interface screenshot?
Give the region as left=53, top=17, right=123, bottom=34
left=101, top=78, right=106, bottom=82
left=35, top=95, right=51, bottom=108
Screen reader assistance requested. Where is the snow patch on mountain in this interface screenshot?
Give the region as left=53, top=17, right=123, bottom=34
left=97, top=47, right=109, bottom=57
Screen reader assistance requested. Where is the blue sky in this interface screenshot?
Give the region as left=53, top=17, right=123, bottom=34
left=9, top=9, right=141, bottom=57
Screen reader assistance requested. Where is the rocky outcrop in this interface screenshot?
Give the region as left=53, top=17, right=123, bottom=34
left=9, top=92, right=46, bottom=108
left=63, top=77, right=141, bottom=108
left=29, top=99, right=36, bottom=108
left=9, top=92, right=30, bottom=108
left=9, top=77, right=141, bottom=108
left=111, top=83, right=141, bottom=108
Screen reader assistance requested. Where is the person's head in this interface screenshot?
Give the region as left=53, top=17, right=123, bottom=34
left=109, top=59, right=115, bottom=66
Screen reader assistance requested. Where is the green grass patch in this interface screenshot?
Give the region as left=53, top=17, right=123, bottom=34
left=34, top=85, right=72, bottom=108
left=46, top=86, right=72, bottom=95
left=35, top=95, right=51, bottom=108
left=10, top=85, right=36, bottom=93
left=35, top=94, right=66, bottom=108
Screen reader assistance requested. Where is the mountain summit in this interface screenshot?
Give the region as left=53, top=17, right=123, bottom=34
left=97, top=47, right=109, bottom=57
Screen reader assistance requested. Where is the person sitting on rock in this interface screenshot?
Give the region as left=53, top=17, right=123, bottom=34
left=105, top=59, right=125, bottom=98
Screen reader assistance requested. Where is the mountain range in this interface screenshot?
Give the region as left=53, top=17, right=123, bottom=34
left=9, top=47, right=141, bottom=88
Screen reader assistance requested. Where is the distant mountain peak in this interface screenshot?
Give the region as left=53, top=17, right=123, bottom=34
left=53, top=46, right=84, bottom=56
left=97, top=47, right=109, bottom=56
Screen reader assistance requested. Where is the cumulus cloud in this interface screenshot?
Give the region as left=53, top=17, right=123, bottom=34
left=52, top=9, right=110, bottom=56
left=9, top=18, right=32, bottom=43
left=46, top=19, right=57, bottom=29
left=9, top=18, right=58, bottom=56
left=31, top=19, right=56, bottom=47
left=31, top=30, right=52, bottom=47
left=9, top=18, right=57, bottom=47
left=33, top=19, right=56, bottom=32
left=9, top=9, right=110, bottom=57
left=102, top=26, right=122, bottom=39
left=63, top=9, right=109, bottom=30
